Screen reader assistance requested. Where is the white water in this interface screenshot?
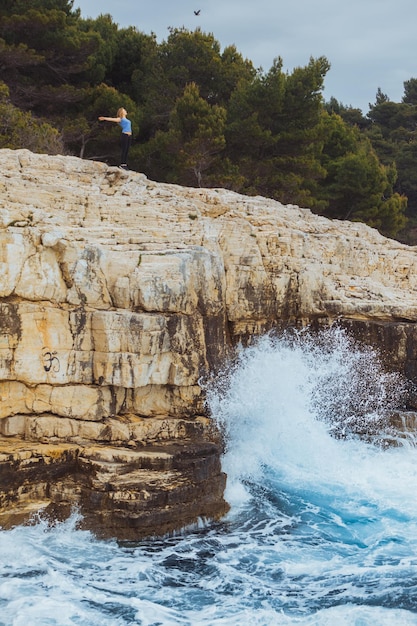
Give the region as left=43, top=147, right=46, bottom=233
left=1, top=328, right=417, bottom=625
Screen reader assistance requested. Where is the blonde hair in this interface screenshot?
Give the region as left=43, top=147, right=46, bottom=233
left=117, top=107, right=126, bottom=117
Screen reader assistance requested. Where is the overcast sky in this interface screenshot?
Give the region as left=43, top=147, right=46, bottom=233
left=74, top=0, right=416, bottom=113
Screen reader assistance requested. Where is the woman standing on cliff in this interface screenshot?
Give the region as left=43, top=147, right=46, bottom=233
left=98, top=108, right=132, bottom=170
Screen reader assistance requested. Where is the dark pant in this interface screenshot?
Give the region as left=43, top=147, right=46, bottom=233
left=120, top=133, right=131, bottom=165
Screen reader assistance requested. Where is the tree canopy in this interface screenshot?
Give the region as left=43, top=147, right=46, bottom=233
left=0, top=0, right=413, bottom=240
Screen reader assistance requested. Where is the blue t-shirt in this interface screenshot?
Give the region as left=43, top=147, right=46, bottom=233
left=119, top=117, right=132, bottom=133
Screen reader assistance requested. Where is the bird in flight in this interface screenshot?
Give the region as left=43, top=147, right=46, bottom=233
left=194, top=9, right=201, bottom=15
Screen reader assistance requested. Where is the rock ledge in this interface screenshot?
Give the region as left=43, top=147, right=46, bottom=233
left=1, top=149, right=417, bottom=537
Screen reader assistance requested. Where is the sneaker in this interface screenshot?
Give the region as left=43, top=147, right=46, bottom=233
left=119, top=164, right=128, bottom=170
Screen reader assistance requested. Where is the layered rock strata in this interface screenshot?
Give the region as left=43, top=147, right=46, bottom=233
left=1, top=148, right=417, bottom=537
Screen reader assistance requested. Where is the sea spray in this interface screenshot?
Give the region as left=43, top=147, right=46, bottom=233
left=2, top=327, right=417, bottom=624
left=207, top=327, right=417, bottom=538
left=206, top=328, right=407, bottom=489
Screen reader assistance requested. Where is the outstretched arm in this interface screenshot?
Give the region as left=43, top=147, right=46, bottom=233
left=98, top=116, right=121, bottom=123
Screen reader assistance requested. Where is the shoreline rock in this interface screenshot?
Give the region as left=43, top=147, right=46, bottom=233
left=1, top=148, right=417, bottom=538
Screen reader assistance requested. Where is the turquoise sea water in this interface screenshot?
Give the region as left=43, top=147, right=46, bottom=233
left=1, top=329, right=417, bottom=625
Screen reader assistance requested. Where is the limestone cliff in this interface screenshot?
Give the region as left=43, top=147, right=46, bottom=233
left=1, top=149, right=417, bottom=538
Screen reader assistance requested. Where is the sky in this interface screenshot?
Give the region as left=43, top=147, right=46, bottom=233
left=74, top=0, right=417, bottom=113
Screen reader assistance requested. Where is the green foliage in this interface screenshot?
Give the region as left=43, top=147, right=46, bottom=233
left=315, top=111, right=407, bottom=236
left=0, top=5, right=104, bottom=117
left=324, top=97, right=370, bottom=130
left=368, top=100, right=411, bottom=132
left=173, top=83, right=227, bottom=187
left=0, top=2, right=414, bottom=241
left=373, top=193, right=408, bottom=238
left=402, top=78, right=417, bottom=105
left=107, top=27, right=157, bottom=99
left=78, top=14, right=119, bottom=84
left=0, top=0, right=77, bottom=17
left=138, top=82, right=227, bottom=187
left=159, top=27, right=251, bottom=106
left=128, top=27, right=256, bottom=143
left=366, top=89, right=417, bottom=231
left=396, top=142, right=417, bottom=207
left=0, top=81, right=64, bottom=153
left=225, top=56, right=329, bottom=206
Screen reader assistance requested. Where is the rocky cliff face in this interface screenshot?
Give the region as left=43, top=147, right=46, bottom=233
left=1, top=149, right=417, bottom=538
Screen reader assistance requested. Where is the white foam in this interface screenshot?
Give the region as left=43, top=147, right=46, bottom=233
left=2, top=328, right=417, bottom=624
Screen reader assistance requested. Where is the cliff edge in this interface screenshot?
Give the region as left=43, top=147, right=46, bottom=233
left=1, top=149, right=417, bottom=538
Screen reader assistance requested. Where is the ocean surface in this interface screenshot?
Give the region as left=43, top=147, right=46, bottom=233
left=2, top=328, right=417, bottom=625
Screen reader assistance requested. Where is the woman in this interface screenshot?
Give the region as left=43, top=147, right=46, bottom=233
left=98, top=107, right=132, bottom=169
